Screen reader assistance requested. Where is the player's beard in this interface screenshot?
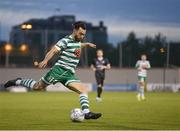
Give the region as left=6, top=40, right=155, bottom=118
left=74, top=35, right=83, bottom=42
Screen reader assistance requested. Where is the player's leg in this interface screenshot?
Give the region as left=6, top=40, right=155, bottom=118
left=96, top=77, right=104, bottom=102
left=33, top=80, right=48, bottom=90
left=18, top=79, right=48, bottom=90
left=137, top=77, right=145, bottom=101
left=137, top=76, right=142, bottom=101
left=4, top=67, right=55, bottom=90
left=68, top=82, right=89, bottom=112
left=4, top=77, right=36, bottom=89
left=4, top=77, right=48, bottom=90
left=141, top=77, right=146, bottom=100
left=96, top=77, right=102, bottom=101
left=67, top=82, right=102, bottom=120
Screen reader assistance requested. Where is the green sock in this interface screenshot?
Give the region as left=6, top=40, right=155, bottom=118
left=79, top=93, right=90, bottom=114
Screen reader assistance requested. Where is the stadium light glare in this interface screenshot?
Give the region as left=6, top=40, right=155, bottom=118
left=21, top=24, right=27, bottom=29
left=20, top=44, right=28, bottom=52
left=26, top=24, right=32, bottom=29
left=160, top=48, right=165, bottom=53
left=4, top=43, right=13, bottom=52
left=21, top=24, right=32, bottom=30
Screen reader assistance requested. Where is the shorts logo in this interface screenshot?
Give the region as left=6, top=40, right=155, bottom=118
left=74, top=49, right=81, bottom=58
left=47, top=76, right=55, bottom=83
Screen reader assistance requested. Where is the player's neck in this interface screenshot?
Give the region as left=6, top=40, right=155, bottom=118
left=97, top=57, right=103, bottom=61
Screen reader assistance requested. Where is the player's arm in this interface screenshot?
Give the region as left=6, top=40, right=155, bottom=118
left=105, top=63, right=111, bottom=70
left=135, top=61, right=141, bottom=71
left=148, top=61, right=151, bottom=69
left=101, top=63, right=111, bottom=70
left=91, top=64, right=96, bottom=71
left=135, top=61, right=139, bottom=69
left=38, top=39, right=67, bottom=68
left=38, top=46, right=60, bottom=68
left=145, top=61, right=151, bottom=69
left=81, top=42, right=96, bottom=48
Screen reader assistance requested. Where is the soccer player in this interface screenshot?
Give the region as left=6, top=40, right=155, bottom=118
left=135, top=54, right=151, bottom=101
left=4, top=21, right=102, bottom=120
left=91, top=49, right=111, bottom=102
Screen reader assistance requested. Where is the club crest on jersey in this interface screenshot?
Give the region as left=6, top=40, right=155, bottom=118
left=74, top=49, right=81, bottom=58
left=96, top=60, right=105, bottom=65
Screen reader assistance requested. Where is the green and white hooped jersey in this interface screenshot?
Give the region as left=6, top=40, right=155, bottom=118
left=54, top=35, right=81, bottom=73
left=135, top=60, right=151, bottom=77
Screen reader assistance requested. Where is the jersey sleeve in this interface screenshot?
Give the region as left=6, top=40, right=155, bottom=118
left=105, top=58, right=110, bottom=65
left=54, top=39, right=68, bottom=51
left=147, top=61, right=151, bottom=69
left=135, top=60, right=140, bottom=68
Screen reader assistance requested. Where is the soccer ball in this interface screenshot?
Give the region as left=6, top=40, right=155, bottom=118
left=70, top=108, right=84, bottom=122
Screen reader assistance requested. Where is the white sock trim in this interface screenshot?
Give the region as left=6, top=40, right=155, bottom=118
left=79, top=93, right=88, bottom=98
left=30, top=81, right=36, bottom=89
left=82, top=109, right=90, bottom=114
left=16, top=80, right=21, bottom=85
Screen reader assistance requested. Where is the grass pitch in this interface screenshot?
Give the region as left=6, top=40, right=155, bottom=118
left=0, top=92, right=180, bottom=130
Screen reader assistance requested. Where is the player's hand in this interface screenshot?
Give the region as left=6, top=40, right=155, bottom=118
left=87, top=43, right=96, bottom=48
left=142, top=65, right=147, bottom=69
left=34, top=61, right=39, bottom=67
left=92, top=68, right=96, bottom=71
left=100, top=66, right=106, bottom=70
left=38, top=60, right=48, bottom=68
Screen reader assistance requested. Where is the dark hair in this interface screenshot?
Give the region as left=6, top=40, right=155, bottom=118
left=97, top=49, right=103, bottom=53
left=73, top=21, right=86, bottom=30
left=141, top=54, right=147, bottom=57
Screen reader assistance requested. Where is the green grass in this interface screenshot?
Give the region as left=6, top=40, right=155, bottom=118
left=0, top=92, right=180, bottom=130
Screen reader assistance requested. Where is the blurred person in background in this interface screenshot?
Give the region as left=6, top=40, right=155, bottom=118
left=91, top=49, right=111, bottom=102
left=135, top=54, right=151, bottom=101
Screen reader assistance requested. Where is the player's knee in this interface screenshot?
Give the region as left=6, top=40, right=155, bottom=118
left=33, top=82, right=38, bottom=89
left=80, top=87, right=88, bottom=94
left=139, top=82, right=144, bottom=87
left=33, top=81, right=46, bottom=90
left=98, top=84, right=102, bottom=87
